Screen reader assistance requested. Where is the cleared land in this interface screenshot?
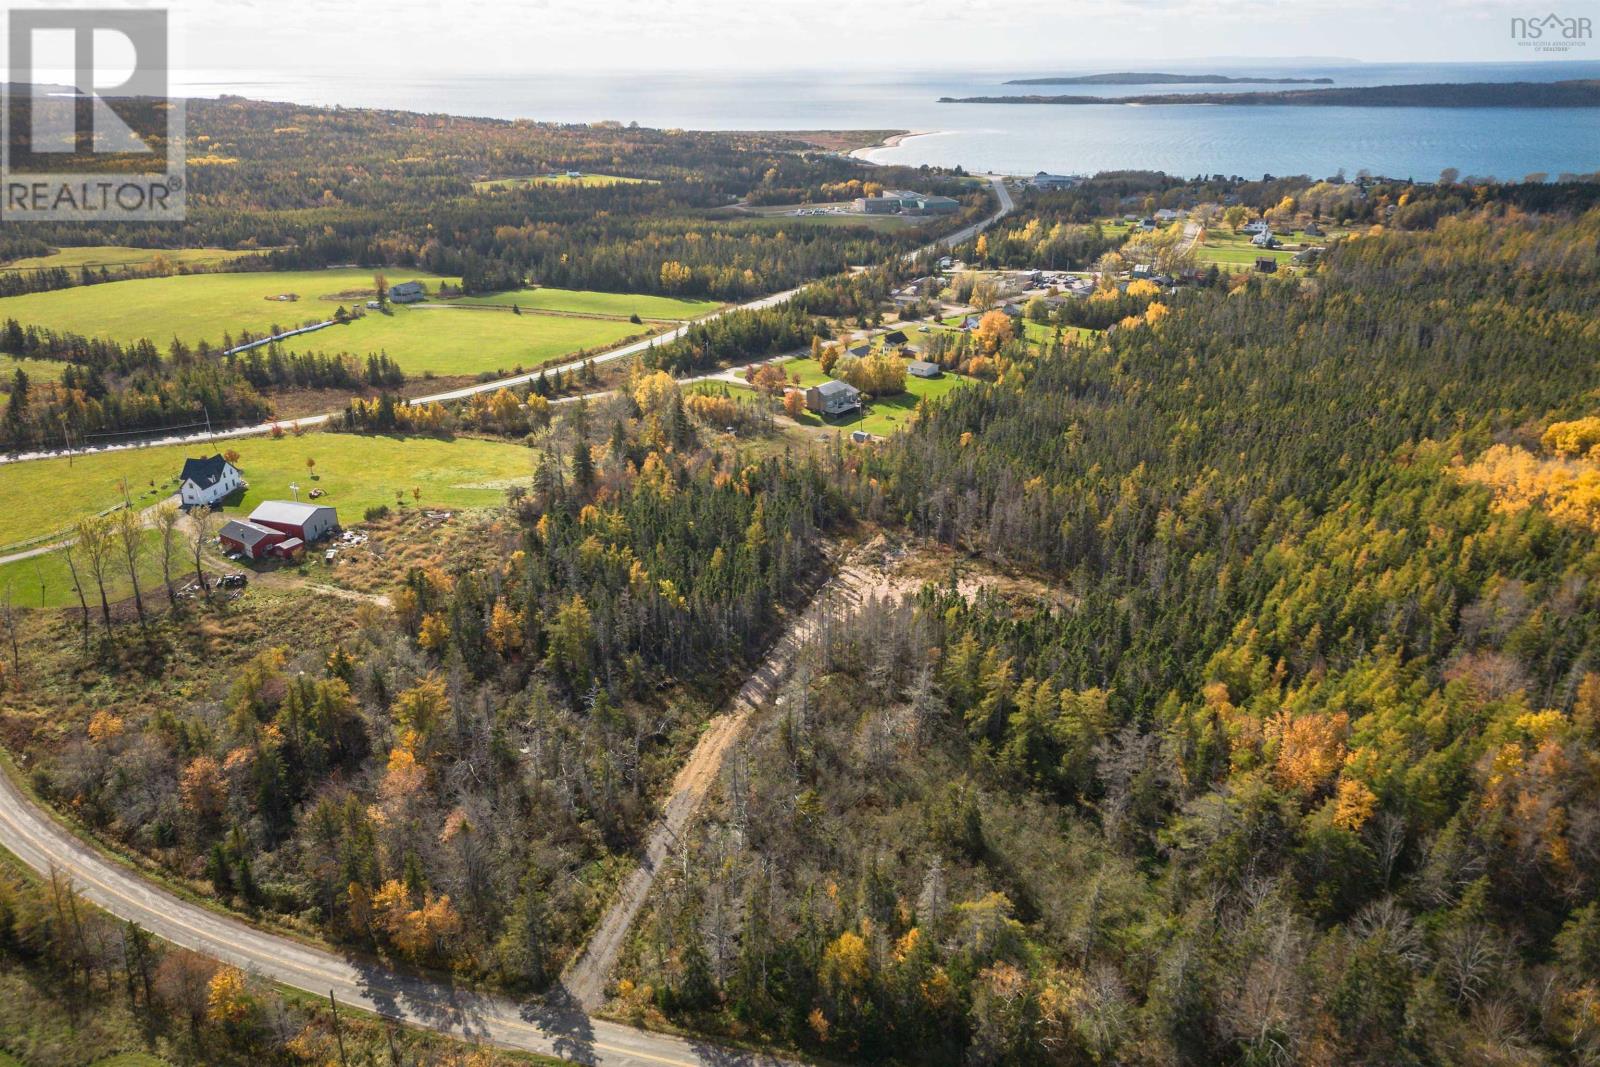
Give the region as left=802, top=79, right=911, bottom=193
left=0, top=245, right=264, bottom=274
left=450, top=287, right=720, bottom=320
left=280, top=304, right=647, bottom=377
left=1, top=431, right=535, bottom=549
left=0, top=355, right=66, bottom=386
left=780, top=356, right=971, bottom=437
left=0, top=268, right=445, bottom=348
left=0, top=269, right=654, bottom=377
left=1, top=432, right=538, bottom=606
left=473, top=173, right=655, bottom=190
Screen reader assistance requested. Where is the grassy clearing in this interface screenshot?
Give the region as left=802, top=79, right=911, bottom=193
left=0, top=529, right=168, bottom=610
left=0, top=433, right=539, bottom=607
left=0, top=431, right=536, bottom=549
left=280, top=304, right=647, bottom=377
left=0, top=245, right=264, bottom=274
left=473, top=173, right=654, bottom=190
left=0, top=268, right=447, bottom=349
left=0, top=355, right=66, bottom=386
left=450, top=287, right=721, bottom=320
left=0, top=269, right=652, bottom=377
left=778, top=357, right=972, bottom=437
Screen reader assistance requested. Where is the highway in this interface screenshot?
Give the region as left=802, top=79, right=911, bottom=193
left=0, top=756, right=798, bottom=1066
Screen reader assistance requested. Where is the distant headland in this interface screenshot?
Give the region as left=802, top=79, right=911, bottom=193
left=1004, top=72, right=1335, bottom=85
left=942, top=80, right=1600, bottom=107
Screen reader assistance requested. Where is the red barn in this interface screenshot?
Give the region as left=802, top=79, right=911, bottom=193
left=248, top=500, right=339, bottom=543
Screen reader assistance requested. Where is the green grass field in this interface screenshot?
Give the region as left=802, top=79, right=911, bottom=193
left=0, top=432, right=538, bottom=607
left=0, top=355, right=66, bottom=387
left=0, top=268, right=442, bottom=349
left=779, top=357, right=971, bottom=437
left=0, top=245, right=264, bottom=274
left=473, top=173, right=654, bottom=190
left=451, top=287, right=721, bottom=320
left=0, top=431, right=537, bottom=549
left=280, top=305, right=647, bottom=377
left=0, top=269, right=652, bottom=377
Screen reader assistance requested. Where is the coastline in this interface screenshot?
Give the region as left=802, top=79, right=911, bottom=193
left=849, top=130, right=942, bottom=164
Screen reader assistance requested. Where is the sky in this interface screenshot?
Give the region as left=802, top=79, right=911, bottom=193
left=6, top=0, right=1592, bottom=76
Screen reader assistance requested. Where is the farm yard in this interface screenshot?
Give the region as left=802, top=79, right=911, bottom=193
left=0, top=432, right=538, bottom=607
left=0, top=269, right=684, bottom=378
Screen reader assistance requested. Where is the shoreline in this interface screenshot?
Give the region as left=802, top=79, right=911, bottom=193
left=849, top=130, right=942, bottom=163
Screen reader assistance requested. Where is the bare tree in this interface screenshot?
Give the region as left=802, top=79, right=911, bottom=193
left=63, top=541, right=91, bottom=654
left=75, top=515, right=114, bottom=635
left=0, top=581, right=18, bottom=683
left=115, top=507, right=146, bottom=626
left=188, top=505, right=218, bottom=599
left=153, top=501, right=183, bottom=608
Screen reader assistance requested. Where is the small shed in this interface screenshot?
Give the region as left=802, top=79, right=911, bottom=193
left=908, top=360, right=942, bottom=379
left=1255, top=257, right=1278, bottom=274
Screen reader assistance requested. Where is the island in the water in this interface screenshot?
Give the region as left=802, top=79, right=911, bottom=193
left=1005, top=72, right=1335, bottom=85
left=943, top=80, right=1600, bottom=107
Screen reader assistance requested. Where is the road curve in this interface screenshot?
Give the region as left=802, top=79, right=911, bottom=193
left=1, top=177, right=1014, bottom=468
left=0, top=760, right=798, bottom=1066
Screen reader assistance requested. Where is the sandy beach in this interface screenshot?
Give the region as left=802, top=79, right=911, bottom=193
left=849, top=130, right=943, bottom=163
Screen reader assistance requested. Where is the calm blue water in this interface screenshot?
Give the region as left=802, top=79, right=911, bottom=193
left=173, top=62, right=1600, bottom=181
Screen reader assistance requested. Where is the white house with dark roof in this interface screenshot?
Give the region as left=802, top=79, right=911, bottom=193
left=178, top=454, right=243, bottom=508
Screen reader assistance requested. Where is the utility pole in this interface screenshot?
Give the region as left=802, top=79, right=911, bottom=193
left=329, top=988, right=350, bottom=1067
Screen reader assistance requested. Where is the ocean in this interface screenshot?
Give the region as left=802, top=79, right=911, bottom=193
left=172, top=62, right=1600, bottom=181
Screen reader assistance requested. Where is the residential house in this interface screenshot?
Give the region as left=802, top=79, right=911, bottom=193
left=1304, top=222, right=1326, bottom=237
left=1154, top=208, right=1183, bottom=222
left=882, top=330, right=909, bottom=346
left=805, top=379, right=863, bottom=417
left=1030, top=172, right=1083, bottom=189
left=1251, top=231, right=1279, bottom=249
left=388, top=280, right=426, bottom=304
left=178, top=454, right=243, bottom=509
left=1241, top=219, right=1270, bottom=235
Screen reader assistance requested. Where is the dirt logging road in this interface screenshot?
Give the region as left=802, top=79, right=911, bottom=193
left=562, top=548, right=936, bottom=1009
left=0, top=540, right=956, bottom=1066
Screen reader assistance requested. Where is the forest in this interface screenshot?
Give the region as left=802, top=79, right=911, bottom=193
left=609, top=204, right=1600, bottom=1065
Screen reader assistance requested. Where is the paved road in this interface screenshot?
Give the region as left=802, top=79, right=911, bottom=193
left=0, top=177, right=1013, bottom=468
left=0, top=757, right=799, bottom=1066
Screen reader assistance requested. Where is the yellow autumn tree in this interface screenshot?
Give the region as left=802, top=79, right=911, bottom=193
left=206, top=965, right=253, bottom=1025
